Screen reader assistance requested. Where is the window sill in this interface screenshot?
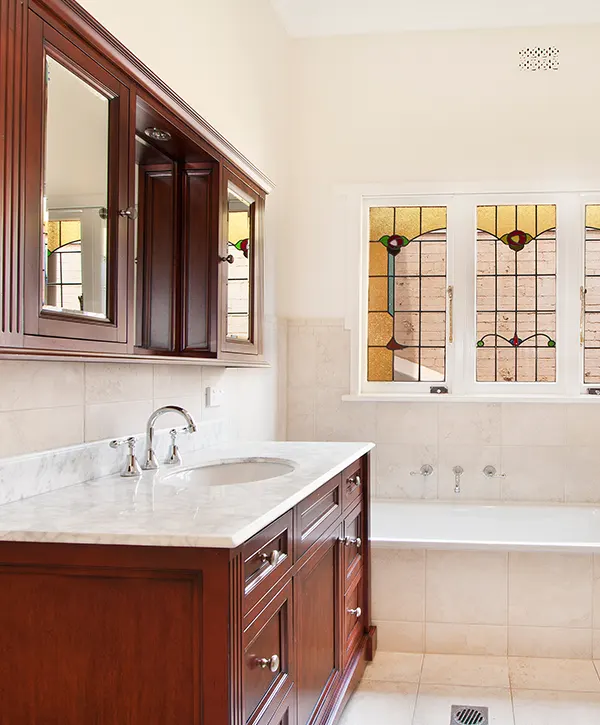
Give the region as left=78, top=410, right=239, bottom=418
left=342, top=393, right=600, bottom=404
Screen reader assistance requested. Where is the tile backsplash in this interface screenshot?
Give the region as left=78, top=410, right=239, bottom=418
left=287, top=319, right=600, bottom=504
left=0, top=317, right=286, bottom=460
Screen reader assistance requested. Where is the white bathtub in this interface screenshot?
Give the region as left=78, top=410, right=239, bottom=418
left=371, top=499, right=600, bottom=552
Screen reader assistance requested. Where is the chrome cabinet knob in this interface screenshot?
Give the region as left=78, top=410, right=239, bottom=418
left=219, top=254, right=235, bottom=264
left=256, top=654, right=280, bottom=673
left=119, top=206, right=138, bottom=220
left=259, top=550, right=281, bottom=567
left=348, top=475, right=361, bottom=488
left=347, top=607, right=362, bottom=618
left=342, top=536, right=362, bottom=549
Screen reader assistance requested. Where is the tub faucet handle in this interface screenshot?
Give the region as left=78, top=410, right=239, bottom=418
left=483, top=465, right=506, bottom=479
left=452, top=465, right=464, bottom=494
left=410, top=464, right=434, bottom=478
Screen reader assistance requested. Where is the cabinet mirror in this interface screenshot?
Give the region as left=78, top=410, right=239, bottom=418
left=42, top=55, right=109, bottom=319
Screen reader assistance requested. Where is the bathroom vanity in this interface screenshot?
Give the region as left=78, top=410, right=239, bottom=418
left=0, top=443, right=375, bottom=725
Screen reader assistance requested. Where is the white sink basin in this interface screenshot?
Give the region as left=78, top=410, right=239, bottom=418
left=163, top=458, right=295, bottom=487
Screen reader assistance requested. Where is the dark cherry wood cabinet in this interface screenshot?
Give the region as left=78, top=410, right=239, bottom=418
left=0, top=453, right=375, bottom=725
left=0, top=0, right=268, bottom=363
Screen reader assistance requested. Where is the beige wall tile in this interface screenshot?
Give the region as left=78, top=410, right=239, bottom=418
left=376, top=443, right=437, bottom=499
left=509, top=552, right=593, bottom=628
left=502, top=404, right=567, bottom=447
left=593, top=631, right=600, bottom=659
left=0, top=360, right=84, bottom=411
left=565, top=447, right=600, bottom=503
left=438, top=403, right=501, bottom=446
left=0, top=406, right=84, bottom=457
left=500, top=446, right=565, bottom=502
left=85, top=363, right=153, bottom=404
left=425, top=623, right=507, bottom=656
left=374, top=620, right=425, bottom=653
left=152, top=364, right=203, bottom=399
left=372, top=548, right=425, bottom=622
left=375, top=403, right=438, bottom=445
left=315, top=326, right=350, bottom=390
left=567, top=404, right=600, bottom=447
left=508, top=626, right=592, bottom=659
left=288, top=326, right=317, bottom=389
left=426, top=550, right=508, bottom=625
left=314, top=388, right=376, bottom=442
left=84, top=400, right=154, bottom=442
left=286, top=387, right=315, bottom=441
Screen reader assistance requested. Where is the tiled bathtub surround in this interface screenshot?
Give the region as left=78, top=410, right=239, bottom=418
left=372, top=547, right=600, bottom=660
left=287, top=318, right=600, bottom=503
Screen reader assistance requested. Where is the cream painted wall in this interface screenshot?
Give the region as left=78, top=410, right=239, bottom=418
left=0, top=0, right=290, bottom=458
left=282, top=24, right=600, bottom=319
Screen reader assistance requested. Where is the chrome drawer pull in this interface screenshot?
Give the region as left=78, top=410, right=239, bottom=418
left=347, top=607, right=362, bottom=618
left=342, top=536, right=362, bottom=549
left=256, top=654, right=280, bottom=673
left=348, top=475, right=361, bottom=488
left=259, top=550, right=281, bottom=567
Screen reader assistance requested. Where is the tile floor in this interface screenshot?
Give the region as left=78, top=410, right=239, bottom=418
left=339, top=652, right=600, bottom=724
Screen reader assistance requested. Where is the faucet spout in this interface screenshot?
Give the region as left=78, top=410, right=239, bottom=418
left=452, top=465, right=464, bottom=494
left=142, top=405, right=197, bottom=470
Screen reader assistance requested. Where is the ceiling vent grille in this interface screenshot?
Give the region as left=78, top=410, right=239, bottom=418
left=519, top=47, right=559, bottom=71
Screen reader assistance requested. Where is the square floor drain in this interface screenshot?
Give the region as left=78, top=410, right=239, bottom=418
left=450, top=705, right=489, bottom=725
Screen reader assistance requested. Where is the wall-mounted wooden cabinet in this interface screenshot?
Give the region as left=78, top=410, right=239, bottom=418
left=0, top=0, right=269, bottom=364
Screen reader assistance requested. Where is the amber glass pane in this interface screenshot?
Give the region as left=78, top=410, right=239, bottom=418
left=367, top=206, right=447, bottom=382
left=476, top=205, right=556, bottom=383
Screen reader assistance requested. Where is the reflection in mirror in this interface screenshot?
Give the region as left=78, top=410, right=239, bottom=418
left=42, top=55, right=109, bottom=318
left=226, top=186, right=252, bottom=341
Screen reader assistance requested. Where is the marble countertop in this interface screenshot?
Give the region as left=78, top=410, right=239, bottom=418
left=0, top=442, right=374, bottom=548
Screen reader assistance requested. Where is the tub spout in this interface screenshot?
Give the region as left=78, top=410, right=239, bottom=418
left=452, top=465, right=464, bottom=494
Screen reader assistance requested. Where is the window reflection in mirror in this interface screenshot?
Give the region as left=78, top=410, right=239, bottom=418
left=42, top=55, right=109, bottom=318
left=226, top=186, right=253, bottom=341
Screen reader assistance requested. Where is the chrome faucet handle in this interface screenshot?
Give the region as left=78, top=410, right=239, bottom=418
left=452, top=465, right=464, bottom=494
left=483, top=465, right=506, bottom=479
left=165, top=428, right=183, bottom=466
left=410, top=464, right=434, bottom=478
left=109, top=437, right=142, bottom=478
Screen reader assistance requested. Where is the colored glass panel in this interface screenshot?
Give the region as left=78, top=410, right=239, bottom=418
left=367, top=206, right=447, bottom=382
left=476, top=205, right=557, bottom=382
left=584, top=205, right=600, bottom=383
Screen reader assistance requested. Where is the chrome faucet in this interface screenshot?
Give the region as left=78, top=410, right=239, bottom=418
left=142, top=406, right=197, bottom=470
left=452, top=465, right=464, bottom=494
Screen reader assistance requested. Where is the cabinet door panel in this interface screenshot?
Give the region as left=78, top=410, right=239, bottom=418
left=0, top=568, right=200, bottom=724
left=343, top=505, right=363, bottom=588
left=181, top=162, right=218, bottom=354
left=24, top=14, right=132, bottom=348
left=243, top=580, right=294, bottom=725
left=136, top=163, right=176, bottom=351
left=295, top=526, right=342, bottom=725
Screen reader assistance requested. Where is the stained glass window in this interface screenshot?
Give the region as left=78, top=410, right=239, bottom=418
left=367, top=206, right=447, bottom=382
left=584, top=205, right=600, bottom=383
left=476, top=205, right=556, bottom=382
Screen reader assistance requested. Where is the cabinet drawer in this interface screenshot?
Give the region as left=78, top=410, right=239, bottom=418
left=244, top=580, right=294, bottom=725
left=341, top=458, right=364, bottom=511
left=343, top=571, right=364, bottom=666
left=243, top=511, right=293, bottom=616
left=295, top=475, right=342, bottom=560
left=342, top=505, right=363, bottom=587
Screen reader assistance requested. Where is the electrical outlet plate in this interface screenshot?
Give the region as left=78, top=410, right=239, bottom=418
left=205, top=386, right=224, bottom=408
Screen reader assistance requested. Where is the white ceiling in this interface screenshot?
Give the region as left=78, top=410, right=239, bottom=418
left=270, top=0, right=600, bottom=37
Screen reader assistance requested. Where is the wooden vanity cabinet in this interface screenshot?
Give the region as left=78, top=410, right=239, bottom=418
left=0, top=453, right=374, bottom=725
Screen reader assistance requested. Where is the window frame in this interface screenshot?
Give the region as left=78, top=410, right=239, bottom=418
left=347, top=187, right=598, bottom=401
